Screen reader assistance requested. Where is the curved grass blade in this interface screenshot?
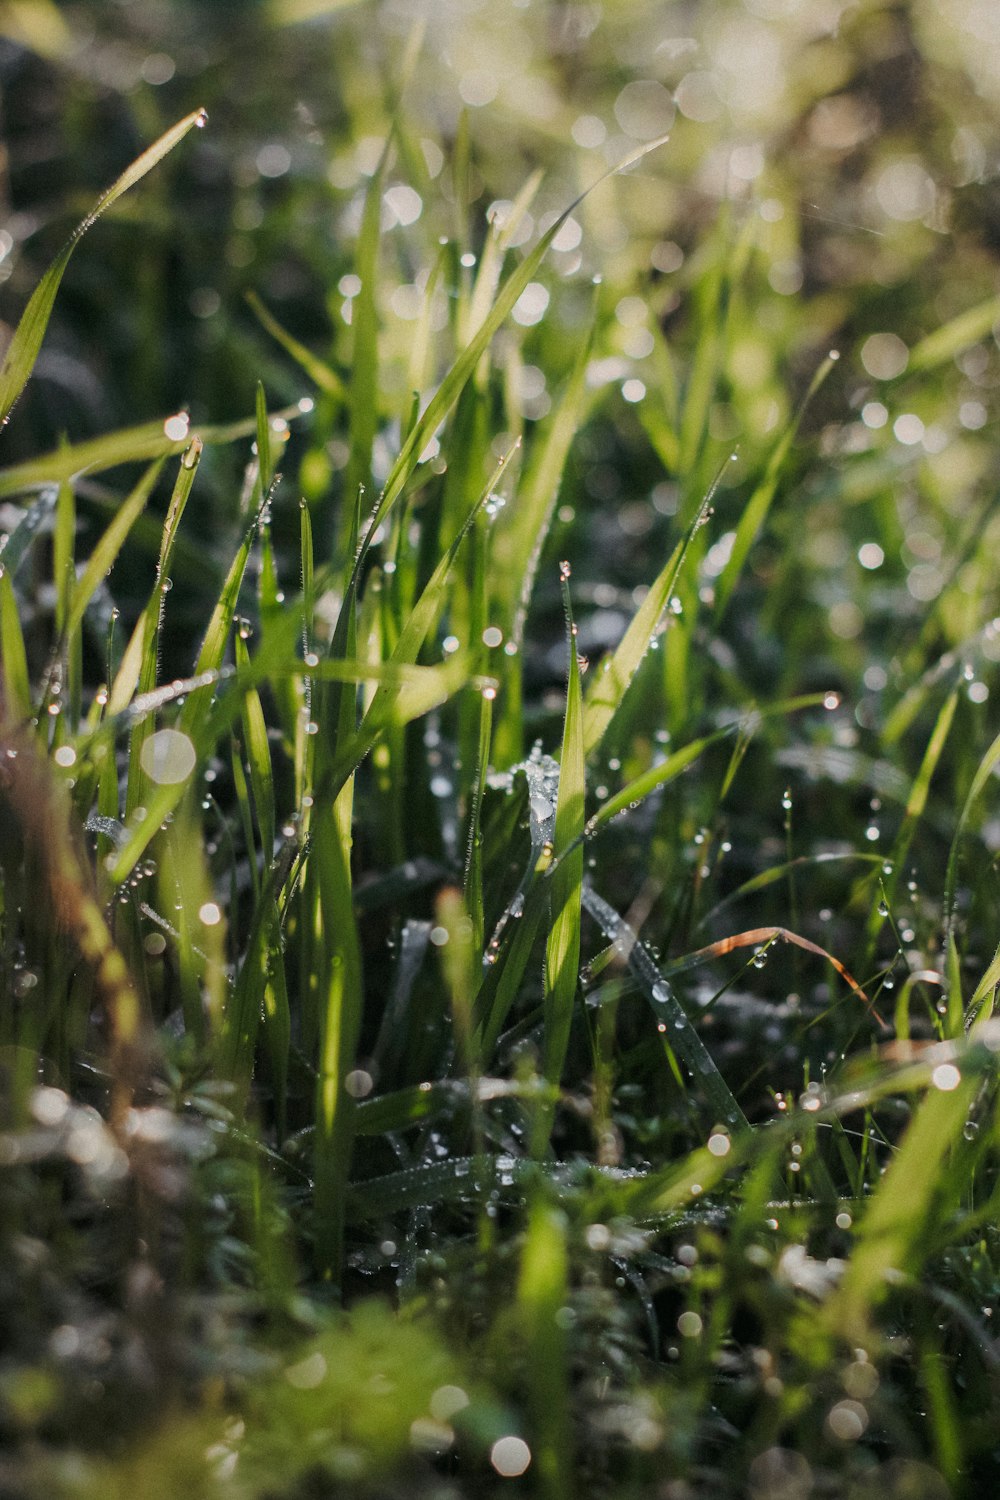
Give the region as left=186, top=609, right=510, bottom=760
left=702, top=851, right=884, bottom=924
left=0, top=486, right=58, bottom=568
left=581, top=884, right=748, bottom=1134
left=825, top=1069, right=979, bottom=1344
left=0, top=107, right=206, bottom=427
left=246, top=290, right=346, bottom=400
left=663, top=924, right=875, bottom=1011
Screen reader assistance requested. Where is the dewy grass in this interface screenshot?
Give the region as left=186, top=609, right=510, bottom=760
left=1, top=82, right=1000, bottom=1500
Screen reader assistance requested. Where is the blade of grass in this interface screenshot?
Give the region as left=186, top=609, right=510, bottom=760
left=714, top=350, right=840, bottom=618
left=582, top=459, right=728, bottom=760
left=0, top=566, right=30, bottom=719
left=0, top=404, right=306, bottom=500
left=64, top=460, right=164, bottom=644
left=581, top=884, right=748, bottom=1134
left=517, top=1199, right=572, bottom=1500
left=541, top=567, right=585, bottom=1123
left=246, top=290, right=346, bottom=400
left=0, top=107, right=206, bottom=426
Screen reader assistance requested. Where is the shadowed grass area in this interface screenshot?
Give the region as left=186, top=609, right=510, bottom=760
left=2, top=4, right=1000, bottom=1495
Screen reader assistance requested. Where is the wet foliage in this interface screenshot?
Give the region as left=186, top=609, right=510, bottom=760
left=2, top=1, right=1000, bottom=1495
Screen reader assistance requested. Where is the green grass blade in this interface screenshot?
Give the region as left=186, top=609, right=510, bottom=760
left=52, top=476, right=74, bottom=638
left=0, top=405, right=304, bottom=500
left=866, top=688, right=958, bottom=950
left=313, top=792, right=364, bottom=1284
left=517, top=1200, right=572, bottom=1500
left=237, top=632, right=276, bottom=866
left=64, top=460, right=163, bottom=643
left=908, top=293, right=1000, bottom=375
left=542, top=569, right=585, bottom=1106
left=581, top=462, right=726, bottom=760
left=342, top=136, right=389, bottom=554
left=942, top=724, right=1000, bottom=947
left=714, top=350, right=840, bottom=618
left=581, top=885, right=748, bottom=1134
left=0, top=107, right=206, bottom=426
left=500, top=307, right=596, bottom=650
left=246, top=290, right=346, bottom=400
left=826, top=1070, right=978, bottom=1343
left=364, top=136, right=670, bottom=546
left=0, top=566, right=30, bottom=719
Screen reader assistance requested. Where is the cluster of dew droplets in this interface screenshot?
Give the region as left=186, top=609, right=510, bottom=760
left=483, top=743, right=561, bottom=968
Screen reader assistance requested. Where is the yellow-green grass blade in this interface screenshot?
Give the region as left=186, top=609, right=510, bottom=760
left=364, top=136, right=671, bottom=548
left=342, top=136, right=389, bottom=556
left=908, top=293, right=1000, bottom=375
left=0, top=108, right=206, bottom=427
left=713, top=350, right=840, bottom=618
left=825, top=1070, right=979, bottom=1345
left=237, top=633, right=276, bottom=868
left=865, top=687, right=958, bottom=953
left=0, top=566, right=30, bottom=720
left=581, top=462, right=725, bottom=761
left=64, top=461, right=163, bottom=644
left=517, top=1200, right=572, bottom=1500
left=943, top=724, right=1000, bottom=950
left=254, top=381, right=273, bottom=496
left=118, top=442, right=202, bottom=809
left=246, top=290, right=346, bottom=401
left=0, top=404, right=305, bottom=500
left=312, top=795, right=364, bottom=1283
left=464, top=688, right=493, bottom=956
left=52, top=475, right=74, bottom=638
left=542, top=570, right=585, bottom=1107
left=500, top=305, right=596, bottom=651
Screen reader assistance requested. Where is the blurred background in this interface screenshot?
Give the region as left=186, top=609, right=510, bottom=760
left=1, top=0, right=999, bottom=731
left=3, top=0, right=998, bottom=438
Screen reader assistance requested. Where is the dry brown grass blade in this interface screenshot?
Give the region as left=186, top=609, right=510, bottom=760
left=682, top=925, right=886, bottom=1030
left=0, top=712, right=149, bottom=1118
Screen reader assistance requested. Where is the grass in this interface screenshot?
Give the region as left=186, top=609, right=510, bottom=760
left=2, top=5, right=1000, bottom=1496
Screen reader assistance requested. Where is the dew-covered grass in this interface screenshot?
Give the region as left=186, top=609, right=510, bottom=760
left=2, top=3, right=1000, bottom=1496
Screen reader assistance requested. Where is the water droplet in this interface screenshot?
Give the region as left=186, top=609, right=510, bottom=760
left=877, top=900, right=889, bottom=917
left=559, top=560, right=572, bottom=580
left=195, top=107, right=208, bottom=128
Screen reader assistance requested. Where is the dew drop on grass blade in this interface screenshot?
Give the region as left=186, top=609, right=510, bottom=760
left=580, top=885, right=748, bottom=1135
